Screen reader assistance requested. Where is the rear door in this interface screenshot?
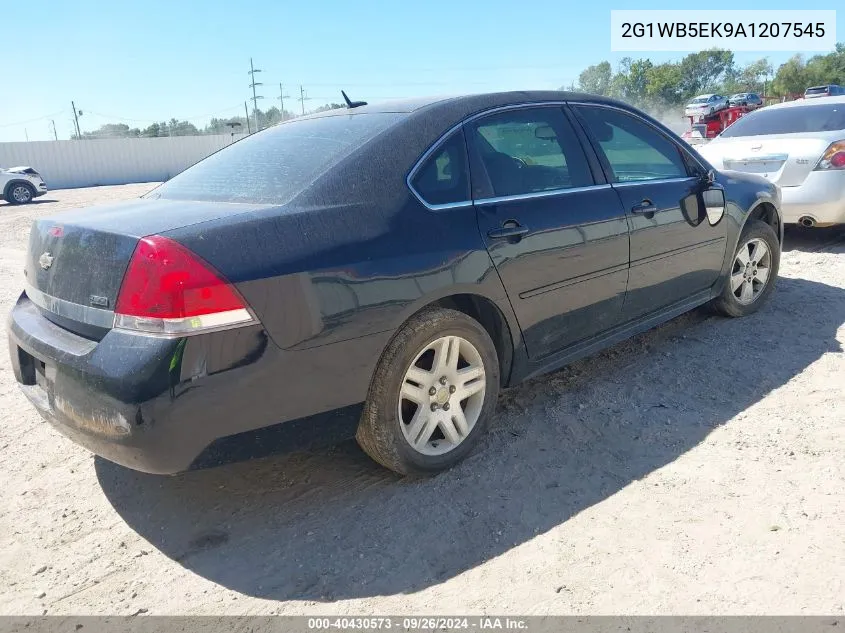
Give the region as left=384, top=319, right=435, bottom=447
left=468, top=105, right=630, bottom=359
left=572, top=104, right=727, bottom=320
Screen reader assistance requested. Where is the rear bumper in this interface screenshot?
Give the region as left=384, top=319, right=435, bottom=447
left=780, top=171, right=845, bottom=225
left=8, top=295, right=205, bottom=474
left=8, top=294, right=385, bottom=474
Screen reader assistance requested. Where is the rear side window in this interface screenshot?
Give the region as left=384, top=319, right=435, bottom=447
left=720, top=103, right=845, bottom=137
left=410, top=131, right=470, bottom=206
left=575, top=106, right=688, bottom=182
left=467, top=107, right=593, bottom=198
left=148, top=113, right=403, bottom=204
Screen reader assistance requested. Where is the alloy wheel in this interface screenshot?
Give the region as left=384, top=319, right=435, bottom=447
left=11, top=185, right=32, bottom=203
left=398, top=335, right=486, bottom=456
left=730, top=238, right=771, bottom=305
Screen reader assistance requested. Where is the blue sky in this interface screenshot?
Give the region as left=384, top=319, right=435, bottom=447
left=1, top=0, right=841, bottom=142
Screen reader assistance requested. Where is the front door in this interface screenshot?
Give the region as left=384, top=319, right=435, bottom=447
left=573, top=104, right=727, bottom=320
left=468, top=105, right=630, bottom=359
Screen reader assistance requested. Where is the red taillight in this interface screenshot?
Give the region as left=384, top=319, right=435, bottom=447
left=114, top=235, right=255, bottom=335
left=830, top=152, right=845, bottom=168
left=815, top=141, right=845, bottom=171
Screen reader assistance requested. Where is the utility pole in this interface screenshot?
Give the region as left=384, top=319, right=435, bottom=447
left=299, top=85, right=311, bottom=115
left=71, top=101, right=81, bottom=139
left=24, top=128, right=29, bottom=142
left=248, top=57, right=264, bottom=132
left=50, top=120, right=58, bottom=141
left=278, top=83, right=290, bottom=120
left=244, top=101, right=251, bottom=134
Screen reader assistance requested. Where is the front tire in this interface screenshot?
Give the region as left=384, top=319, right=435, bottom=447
left=712, top=219, right=780, bottom=317
left=5, top=183, right=35, bottom=205
left=356, top=307, right=500, bottom=476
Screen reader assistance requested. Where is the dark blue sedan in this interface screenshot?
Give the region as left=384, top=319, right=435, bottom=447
left=8, top=91, right=783, bottom=476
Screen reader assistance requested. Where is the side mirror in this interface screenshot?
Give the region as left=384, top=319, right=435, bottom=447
left=702, top=187, right=726, bottom=225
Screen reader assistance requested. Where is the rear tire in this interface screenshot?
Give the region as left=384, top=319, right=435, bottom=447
left=712, top=219, right=780, bottom=318
left=356, top=307, right=500, bottom=476
left=5, top=182, right=35, bottom=205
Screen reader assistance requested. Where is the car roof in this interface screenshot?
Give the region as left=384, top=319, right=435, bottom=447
left=806, top=85, right=841, bottom=89
left=298, top=90, right=634, bottom=119
left=763, top=95, right=845, bottom=110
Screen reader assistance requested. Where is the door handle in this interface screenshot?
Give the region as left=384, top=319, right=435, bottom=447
left=487, top=221, right=529, bottom=240
left=631, top=199, right=655, bottom=214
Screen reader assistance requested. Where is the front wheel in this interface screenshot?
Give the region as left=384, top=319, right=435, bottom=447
left=5, top=183, right=35, bottom=205
left=711, top=219, right=780, bottom=317
left=356, top=307, right=500, bottom=476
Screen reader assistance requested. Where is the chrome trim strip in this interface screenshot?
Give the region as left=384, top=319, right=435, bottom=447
left=24, top=282, right=115, bottom=329
left=612, top=177, right=697, bottom=188
left=114, top=308, right=258, bottom=339
left=724, top=154, right=788, bottom=163
left=474, top=183, right=612, bottom=206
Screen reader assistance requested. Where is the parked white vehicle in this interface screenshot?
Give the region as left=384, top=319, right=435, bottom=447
left=684, top=94, right=728, bottom=118
left=699, top=96, right=845, bottom=227
left=1, top=166, right=48, bottom=204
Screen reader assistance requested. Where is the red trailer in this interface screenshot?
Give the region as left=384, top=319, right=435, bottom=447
left=681, top=105, right=754, bottom=145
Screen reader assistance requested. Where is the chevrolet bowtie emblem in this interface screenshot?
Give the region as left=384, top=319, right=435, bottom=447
left=39, top=252, right=54, bottom=270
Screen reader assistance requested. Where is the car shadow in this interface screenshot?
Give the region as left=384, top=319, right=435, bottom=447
left=1, top=199, right=57, bottom=206
left=96, top=276, right=844, bottom=601
left=783, top=225, right=845, bottom=252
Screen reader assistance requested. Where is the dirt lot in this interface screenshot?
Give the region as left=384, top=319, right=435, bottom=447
left=0, top=184, right=843, bottom=616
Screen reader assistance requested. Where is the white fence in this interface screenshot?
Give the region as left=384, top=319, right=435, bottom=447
left=0, top=134, right=242, bottom=190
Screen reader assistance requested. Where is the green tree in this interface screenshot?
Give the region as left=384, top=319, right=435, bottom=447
left=576, top=61, right=613, bottom=96
left=677, top=49, right=735, bottom=96
left=312, top=103, right=345, bottom=113
left=772, top=54, right=807, bottom=96
left=645, top=62, right=684, bottom=105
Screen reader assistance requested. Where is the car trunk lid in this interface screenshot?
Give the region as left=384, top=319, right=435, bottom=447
left=25, top=198, right=268, bottom=335
left=707, top=135, right=833, bottom=187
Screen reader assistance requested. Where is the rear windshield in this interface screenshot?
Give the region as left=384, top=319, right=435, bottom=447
left=690, top=97, right=709, bottom=104
left=147, top=112, right=403, bottom=204
left=720, top=103, right=845, bottom=137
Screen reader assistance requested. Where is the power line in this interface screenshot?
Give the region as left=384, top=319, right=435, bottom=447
left=248, top=57, right=264, bottom=132
left=0, top=111, right=64, bottom=128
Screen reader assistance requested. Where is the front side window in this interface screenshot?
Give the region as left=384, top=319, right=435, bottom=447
left=468, top=107, right=593, bottom=198
left=410, top=131, right=470, bottom=206
left=575, top=106, right=688, bottom=182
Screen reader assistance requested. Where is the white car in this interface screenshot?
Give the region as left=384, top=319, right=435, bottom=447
left=1, top=166, right=48, bottom=205
left=684, top=94, right=728, bottom=118
left=698, top=96, right=845, bottom=227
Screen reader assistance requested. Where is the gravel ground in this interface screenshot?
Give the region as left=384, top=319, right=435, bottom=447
left=0, top=184, right=843, bottom=615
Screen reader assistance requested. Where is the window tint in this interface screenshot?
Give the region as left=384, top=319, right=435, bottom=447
left=575, top=106, right=688, bottom=182
left=148, top=113, right=403, bottom=204
left=411, top=131, right=470, bottom=206
left=468, top=107, right=592, bottom=197
left=719, top=103, right=845, bottom=137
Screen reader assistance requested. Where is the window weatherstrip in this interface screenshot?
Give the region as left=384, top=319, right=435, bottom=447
left=474, top=184, right=612, bottom=207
